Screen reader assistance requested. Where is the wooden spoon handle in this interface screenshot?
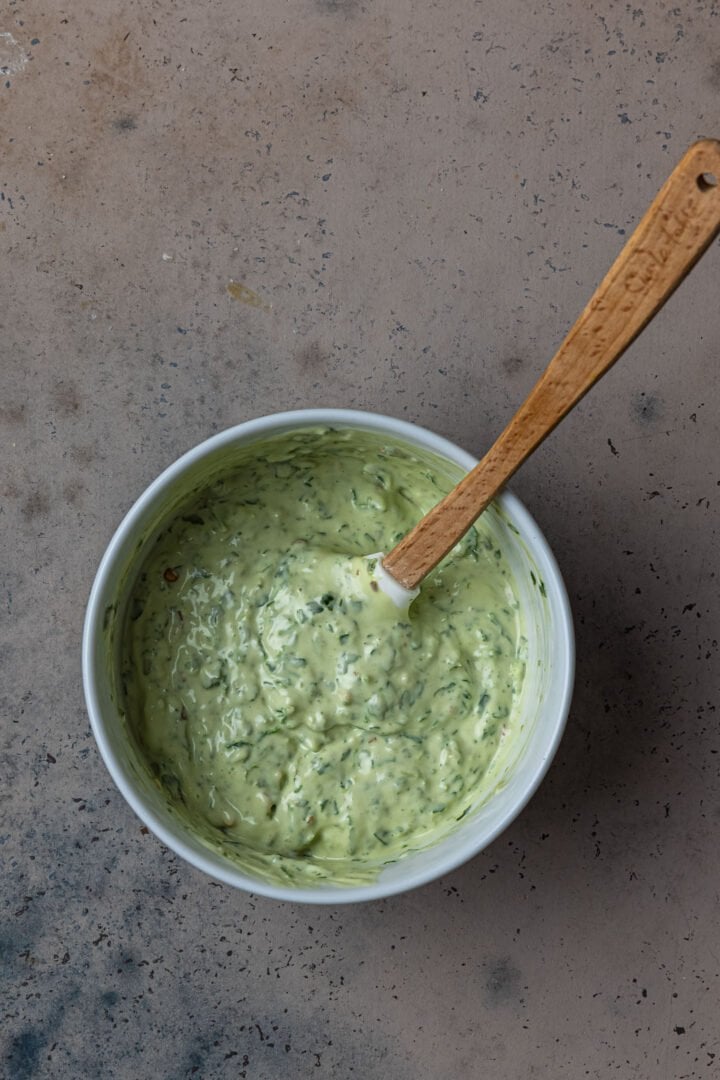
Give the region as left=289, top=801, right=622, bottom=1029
left=384, top=138, right=720, bottom=591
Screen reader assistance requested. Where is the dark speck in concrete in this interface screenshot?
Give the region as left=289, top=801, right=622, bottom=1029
left=21, top=490, right=50, bottom=520
left=484, top=957, right=522, bottom=1005
left=63, top=479, right=85, bottom=506
left=0, top=403, right=27, bottom=426
left=0, top=932, right=19, bottom=971
left=52, top=379, right=81, bottom=416
left=3, top=1027, right=47, bottom=1080
left=181, top=1041, right=211, bottom=1078
left=315, top=0, right=359, bottom=14
left=502, top=356, right=527, bottom=376
left=68, top=444, right=97, bottom=467
left=295, top=341, right=326, bottom=372
left=112, top=113, right=138, bottom=132
left=710, top=60, right=720, bottom=91
left=632, top=392, right=663, bottom=424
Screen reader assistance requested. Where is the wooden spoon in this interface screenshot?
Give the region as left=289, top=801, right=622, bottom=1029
left=378, top=138, right=720, bottom=599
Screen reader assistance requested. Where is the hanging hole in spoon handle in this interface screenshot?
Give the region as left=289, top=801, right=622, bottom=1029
left=383, top=138, right=720, bottom=592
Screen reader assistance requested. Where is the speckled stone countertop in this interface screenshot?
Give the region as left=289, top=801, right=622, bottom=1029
left=3, top=2, right=720, bottom=1077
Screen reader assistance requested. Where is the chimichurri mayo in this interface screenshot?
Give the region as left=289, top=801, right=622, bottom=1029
left=122, top=428, right=526, bottom=885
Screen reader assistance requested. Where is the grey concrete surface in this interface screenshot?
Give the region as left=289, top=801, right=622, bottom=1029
left=2, top=1, right=720, bottom=1077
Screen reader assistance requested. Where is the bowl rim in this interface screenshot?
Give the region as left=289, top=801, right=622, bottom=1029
left=82, top=408, right=575, bottom=903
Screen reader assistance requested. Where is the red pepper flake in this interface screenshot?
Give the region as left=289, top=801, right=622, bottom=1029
left=163, top=567, right=179, bottom=583
left=140, top=826, right=149, bottom=835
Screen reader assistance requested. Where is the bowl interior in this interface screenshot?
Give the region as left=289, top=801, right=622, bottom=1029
left=84, top=411, right=573, bottom=902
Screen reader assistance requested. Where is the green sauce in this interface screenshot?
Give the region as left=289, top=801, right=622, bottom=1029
left=122, top=428, right=526, bottom=885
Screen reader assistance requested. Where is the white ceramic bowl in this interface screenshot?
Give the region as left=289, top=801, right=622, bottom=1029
left=83, top=409, right=574, bottom=903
